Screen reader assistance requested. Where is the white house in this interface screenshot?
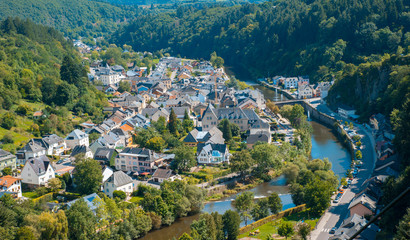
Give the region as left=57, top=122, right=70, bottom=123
left=298, top=83, right=313, bottom=99
left=21, top=156, right=55, bottom=187
left=152, top=168, right=181, bottom=183
left=103, top=171, right=133, bottom=198
left=65, top=129, right=89, bottom=149
left=284, top=77, right=299, bottom=89
left=16, top=141, right=46, bottom=165
left=0, top=149, right=17, bottom=172
left=0, top=175, right=22, bottom=198
left=338, top=105, right=357, bottom=119
left=197, top=143, right=230, bottom=165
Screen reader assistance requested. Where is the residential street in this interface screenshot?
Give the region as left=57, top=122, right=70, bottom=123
left=310, top=104, right=377, bottom=240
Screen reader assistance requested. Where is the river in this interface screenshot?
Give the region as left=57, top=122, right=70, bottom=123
left=141, top=84, right=351, bottom=240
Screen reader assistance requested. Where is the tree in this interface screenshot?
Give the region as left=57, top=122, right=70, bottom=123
left=190, top=213, right=216, bottom=240
left=266, top=100, right=279, bottom=114
left=278, top=222, right=294, bottom=239
left=251, top=198, right=269, bottom=221
left=128, top=209, right=152, bottom=238
left=1, top=112, right=16, bottom=130
left=218, top=119, right=232, bottom=142
left=148, top=212, right=162, bottom=230
left=146, top=136, right=166, bottom=152
left=113, top=190, right=126, bottom=200
left=230, top=150, right=254, bottom=180
left=356, top=150, right=362, bottom=159
left=48, top=178, right=62, bottom=192
left=1, top=167, right=12, bottom=176
left=182, top=110, right=194, bottom=133
left=233, top=191, right=254, bottom=225
left=251, top=143, right=282, bottom=181
left=222, top=210, right=240, bottom=240
left=268, top=192, right=282, bottom=214
left=118, top=81, right=131, bottom=93
left=66, top=199, right=96, bottom=240
left=1, top=133, right=13, bottom=144
left=304, top=180, right=333, bottom=216
left=60, top=55, right=87, bottom=87
left=171, top=145, right=196, bottom=173
left=296, top=222, right=311, bottom=240
left=179, top=233, right=193, bottom=240
left=73, top=158, right=102, bottom=195
left=168, top=108, right=179, bottom=136
left=283, top=163, right=300, bottom=184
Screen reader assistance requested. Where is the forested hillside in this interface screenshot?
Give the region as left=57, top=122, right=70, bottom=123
left=0, top=0, right=144, bottom=38
left=111, top=0, right=408, bottom=79
left=0, top=18, right=107, bottom=153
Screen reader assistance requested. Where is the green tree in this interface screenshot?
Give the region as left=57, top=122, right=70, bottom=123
left=48, top=178, right=62, bottom=192
left=1, top=112, right=16, bottom=130
left=230, top=150, right=254, bottom=180
left=278, top=222, right=294, bottom=239
left=251, top=198, right=270, bottom=221
left=356, top=150, right=362, bottom=159
left=118, top=81, right=131, bottom=93
left=296, top=222, right=311, bottom=240
left=182, top=110, right=194, bottom=133
left=233, top=191, right=254, bottom=225
left=73, top=158, right=102, bottom=195
left=190, top=213, right=216, bottom=240
left=66, top=199, right=96, bottom=240
left=168, top=108, right=179, bottom=136
left=218, top=119, right=232, bottom=142
left=222, top=210, right=240, bottom=240
left=171, top=145, right=196, bottom=173
left=2, top=167, right=12, bottom=176
left=304, top=180, right=333, bottom=216
left=128, top=208, right=152, bottom=238
left=146, top=136, right=166, bottom=152
left=179, top=233, right=193, bottom=240
left=251, top=143, right=282, bottom=181
left=113, top=190, right=126, bottom=200
left=267, top=192, right=282, bottom=214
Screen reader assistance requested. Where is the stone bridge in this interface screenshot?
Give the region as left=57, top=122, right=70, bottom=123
left=274, top=99, right=305, bottom=107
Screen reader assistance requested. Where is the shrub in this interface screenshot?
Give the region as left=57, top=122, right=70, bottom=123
left=113, top=190, right=126, bottom=200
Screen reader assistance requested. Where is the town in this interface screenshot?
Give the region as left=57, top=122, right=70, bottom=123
left=0, top=37, right=403, bottom=240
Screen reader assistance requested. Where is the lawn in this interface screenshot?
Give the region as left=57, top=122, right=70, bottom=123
left=238, top=210, right=319, bottom=239
left=129, top=196, right=143, bottom=203
left=22, top=191, right=38, bottom=199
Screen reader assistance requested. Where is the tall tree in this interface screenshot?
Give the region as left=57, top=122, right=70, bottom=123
left=268, top=192, right=283, bottom=214
left=73, top=157, right=102, bottom=195
left=230, top=150, right=254, bottom=180
left=168, top=108, right=179, bottom=136
left=66, top=199, right=96, bottom=240
left=222, top=210, right=240, bottom=240
left=278, top=222, right=294, bottom=239
left=251, top=198, right=270, bottom=221
left=171, top=145, right=196, bottom=173
left=219, top=119, right=232, bottom=142
left=233, top=191, right=254, bottom=225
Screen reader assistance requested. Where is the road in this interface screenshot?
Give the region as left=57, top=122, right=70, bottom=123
left=310, top=104, right=377, bottom=240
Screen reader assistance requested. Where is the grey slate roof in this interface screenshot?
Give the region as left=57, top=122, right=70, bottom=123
left=26, top=155, right=51, bottom=176
left=197, top=143, right=228, bottom=155
left=348, top=193, right=377, bottom=212
left=106, top=171, right=133, bottom=187
left=94, top=148, right=116, bottom=162
left=152, top=168, right=175, bottom=179
left=70, top=145, right=91, bottom=157
left=247, top=132, right=271, bottom=144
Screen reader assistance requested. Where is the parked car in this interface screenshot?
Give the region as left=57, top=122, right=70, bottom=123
left=330, top=227, right=337, bottom=234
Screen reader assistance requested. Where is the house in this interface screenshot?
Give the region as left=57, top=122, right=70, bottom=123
left=102, top=166, right=114, bottom=183
left=329, top=214, right=379, bottom=240
left=246, top=131, right=271, bottom=148
left=70, top=145, right=93, bottom=159
left=96, top=67, right=121, bottom=86
left=0, top=149, right=17, bottom=171
left=103, top=171, right=134, bottom=198
left=21, top=156, right=55, bottom=187
left=284, top=77, right=299, bottom=89
left=298, top=83, right=313, bottom=99
left=115, top=147, right=164, bottom=173
left=42, top=134, right=66, bottom=155
left=65, top=129, right=89, bottom=149
left=197, top=143, right=230, bottom=165
left=152, top=168, right=181, bottom=183
left=348, top=193, right=377, bottom=217
left=201, top=104, right=261, bottom=131
left=338, top=105, right=357, bottom=119
left=66, top=193, right=102, bottom=213
left=94, top=148, right=117, bottom=165
left=0, top=175, right=22, bottom=198
left=16, top=141, right=46, bottom=165
left=183, top=127, right=225, bottom=147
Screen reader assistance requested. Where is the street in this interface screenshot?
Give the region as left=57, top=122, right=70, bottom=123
left=310, top=104, right=377, bottom=240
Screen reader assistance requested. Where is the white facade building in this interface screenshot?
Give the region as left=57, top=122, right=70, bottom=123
left=65, top=129, right=89, bottom=149
left=0, top=175, right=22, bottom=198
left=21, top=156, right=55, bottom=187
left=103, top=171, right=134, bottom=198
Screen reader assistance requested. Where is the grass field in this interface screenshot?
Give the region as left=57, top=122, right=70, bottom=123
left=238, top=210, right=319, bottom=239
